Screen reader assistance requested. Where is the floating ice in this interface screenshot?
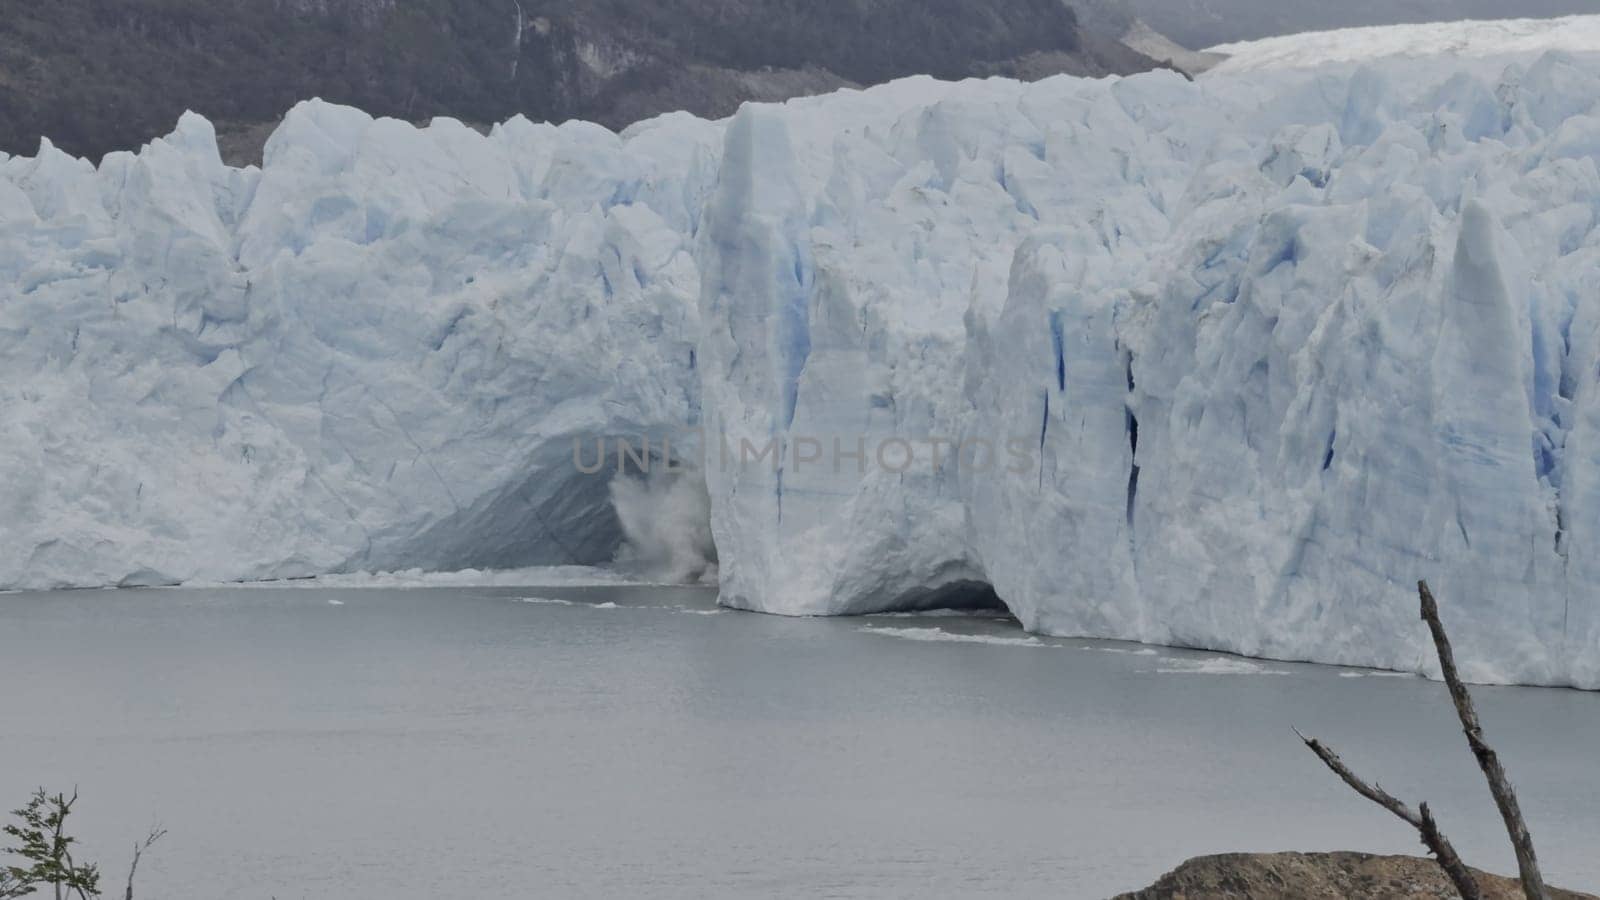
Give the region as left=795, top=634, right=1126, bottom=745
left=1153, top=658, right=1293, bottom=676
left=860, top=626, right=1050, bottom=647
left=181, top=566, right=653, bottom=590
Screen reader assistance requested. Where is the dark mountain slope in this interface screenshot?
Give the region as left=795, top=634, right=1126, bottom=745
left=0, top=0, right=1157, bottom=165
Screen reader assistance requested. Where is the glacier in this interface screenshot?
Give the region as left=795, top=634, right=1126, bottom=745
left=1208, top=14, right=1600, bottom=73
left=7, top=21, right=1600, bottom=685
left=1, top=105, right=718, bottom=587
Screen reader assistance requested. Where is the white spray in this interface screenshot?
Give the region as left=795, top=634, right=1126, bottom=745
left=609, top=468, right=719, bottom=584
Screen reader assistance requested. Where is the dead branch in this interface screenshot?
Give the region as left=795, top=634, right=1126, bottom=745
left=1294, top=727, right=1483, bottom=900
left=1419, top=580, right=1548, bottom=900
left=123, top=826, right=166, bottom=900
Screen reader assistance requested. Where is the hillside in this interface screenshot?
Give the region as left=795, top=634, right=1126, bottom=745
left=0, top=0, right=1157, bottom=164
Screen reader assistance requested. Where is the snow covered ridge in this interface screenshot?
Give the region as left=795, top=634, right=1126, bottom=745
left=1206, top=14, right=1600, bottom=73
left=7, top=46, right=1600, bottom=685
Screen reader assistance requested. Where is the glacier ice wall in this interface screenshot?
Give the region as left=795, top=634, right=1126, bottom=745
left=0, top=103, right=718, bottom=587
left=695, top=52, right=1600, bottom=686
left=7, top=38, right=1600, bottom=684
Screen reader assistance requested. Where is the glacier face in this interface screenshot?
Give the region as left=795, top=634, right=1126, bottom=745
left=689, top=48, right=1600, bottom=687
left=0, top=102, right=717, bottom=587
left=698, top=52, right=1600, bottom=686
left=8, top=29, right=1600, bottom=684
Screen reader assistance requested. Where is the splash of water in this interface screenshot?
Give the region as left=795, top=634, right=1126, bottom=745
left=609, top=468, right=718, bottom=584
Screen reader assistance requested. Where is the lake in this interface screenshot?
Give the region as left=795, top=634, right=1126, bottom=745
left=1, top=584, right=1597, bottom=898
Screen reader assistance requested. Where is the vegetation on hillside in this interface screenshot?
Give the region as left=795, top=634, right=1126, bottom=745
left=0, top=0, right=1145, bottom=164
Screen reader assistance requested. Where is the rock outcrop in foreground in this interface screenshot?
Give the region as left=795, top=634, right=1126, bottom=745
left=1115, top=852, right=1597, bottom=900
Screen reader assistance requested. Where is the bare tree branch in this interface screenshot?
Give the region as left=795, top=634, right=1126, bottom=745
left=1418, top=580, right=1548, bottom=900
left=123, top=826, right=166, bottom=900
left=1293, top=727, right=1483, bottom=900
left=54, top=789, right=73, bottom=900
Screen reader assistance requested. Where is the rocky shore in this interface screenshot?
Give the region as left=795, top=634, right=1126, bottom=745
left=1116, top=853, right=1598, bottom=900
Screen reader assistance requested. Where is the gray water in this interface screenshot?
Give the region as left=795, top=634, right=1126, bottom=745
left=1, top=585, right=1597, bottom=899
